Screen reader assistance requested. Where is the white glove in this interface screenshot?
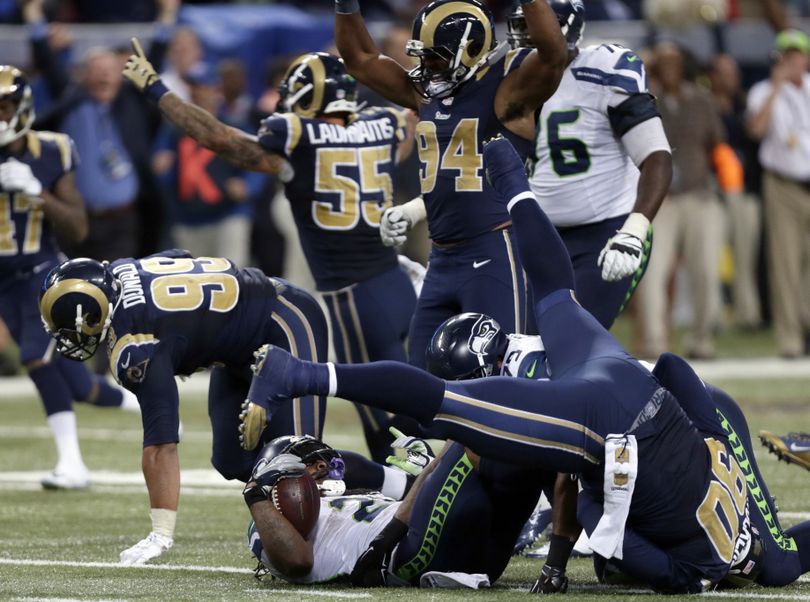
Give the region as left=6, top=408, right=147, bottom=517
left=380, top=207, right=410, bottom=247
left=119, top=531, right=173, bottom=565
left=0, top=158, right=43, bottom=197
left=385, top=427, right=435, bottom=476
left=597, top=212, right=650, bottom=282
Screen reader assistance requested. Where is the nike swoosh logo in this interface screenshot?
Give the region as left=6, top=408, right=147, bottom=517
left=121, top=353, right=131, bottom=370
left=789, top=443, right=810, bottom=453
left=627, top=55, right=639, bottom=62
left=526, top=360, right=537, bottom=378
left=473, top=259, right=491, bottom=269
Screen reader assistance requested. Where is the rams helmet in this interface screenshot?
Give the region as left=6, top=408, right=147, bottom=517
left=0, top=66, right=35, bottom=147
left=507, top=0, right=585, bottom=51
left=425, top=312, right=508, bottom=380
left=39, top=258, right=120, bottom=361
left=406, top=0, right=498, bottom=99
left=278, top=53, right=359, bottom=118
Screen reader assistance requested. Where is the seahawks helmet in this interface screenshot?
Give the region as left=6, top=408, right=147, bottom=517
left=425, top=312, right=508, bottom=380
left=39, top=258, right=120, bottom=361
left=507, top=0, right=585, bottom=51
left=406, top=0, right=499, bottom=99
left=0, top=66, right=35, bottom=147
left=278, top=53, right=358, bottom=118
left=257, top=435, right=346, bottom=494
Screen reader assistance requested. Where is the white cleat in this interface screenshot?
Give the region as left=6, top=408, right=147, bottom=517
left=41, top=467, right=91, bottom=490
left=119, top=532, right=173, bottom=565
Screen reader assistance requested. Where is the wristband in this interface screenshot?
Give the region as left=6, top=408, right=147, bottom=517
left=144, top=79, right=170, bottom=105
left=243, top=485, right=269, bottom=508
left=335, top=0, right=360, bottom=14
left=618, top=212, right=650, bottom=241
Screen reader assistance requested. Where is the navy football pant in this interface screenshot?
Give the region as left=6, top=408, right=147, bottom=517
left=558, top=215, right=652, bottom=329
left=322, top=266, right=418, bottom=462
left=408, top=227, right=528, bottom=368
left=209, top=283, right=328, bottom=481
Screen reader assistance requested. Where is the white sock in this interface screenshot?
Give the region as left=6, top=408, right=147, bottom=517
left=380, top=466, right=408, bottom=500
left=47, top=411, right=87, bottom=473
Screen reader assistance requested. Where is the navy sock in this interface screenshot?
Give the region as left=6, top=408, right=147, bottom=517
left=28, top=362, right=73, bottom=415
left=334, top=362, right=444, bottom=425
left=58, top=357, right=123, bottom=407
left=341, top=450, right=385, bottom=491
left=88, top=376, right=123, bottom=407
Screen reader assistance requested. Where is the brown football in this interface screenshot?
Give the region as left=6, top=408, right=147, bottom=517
left=271, top=472, right=320, bottom=538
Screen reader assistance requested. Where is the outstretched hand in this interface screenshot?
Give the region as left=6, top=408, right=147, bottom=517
left=122, top=38, right=160, bottom=92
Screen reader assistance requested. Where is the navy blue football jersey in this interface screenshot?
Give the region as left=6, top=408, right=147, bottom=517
left=258, top=108, right=404, bottom=291
left=0, top=131, right=76, bottom=279
left=415, top=48, right=533, bottom=243
left=107, top=249, right=280, bottom=387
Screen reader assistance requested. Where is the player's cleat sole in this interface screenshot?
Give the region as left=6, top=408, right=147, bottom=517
left=239, top=399, right=267, bottom=451
left=759, top=431, right=810, bottom=471
left=41, top=470, right=91, bottom=490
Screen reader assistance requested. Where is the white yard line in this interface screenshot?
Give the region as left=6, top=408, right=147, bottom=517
left=12, top=598, right=128, bottom=602
left=243, top=590, right=371, bottom=599
left=0, top=557, right=253, bottom=574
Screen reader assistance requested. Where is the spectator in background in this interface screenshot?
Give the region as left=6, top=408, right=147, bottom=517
left=710, top=54, right=763, bottom=330
left=746, top=29, right=810, bottom=358
left=218, top=59, right=252, bottom=126
left=152, top=63, right=255, bottom=266
left=636, top=43, right=730, bottom=359
left=160, top=26, right=202, bottom=102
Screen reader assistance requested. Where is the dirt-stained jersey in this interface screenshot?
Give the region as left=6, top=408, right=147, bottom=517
left=0, top=131, right=76, bottom=278
left=258, top=108, right=404, bottom=291
left=416, top=48, right=533, bottom=243
left=529, top=44, right=659, bottom=227
left=251, top=493, right=400, bottom=584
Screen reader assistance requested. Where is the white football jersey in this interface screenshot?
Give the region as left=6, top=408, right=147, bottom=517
left=501, top=333, right=548, bottom=379
left=259, top=493, right=400, bottom=584
left=530, top=44, right=649, bottom=227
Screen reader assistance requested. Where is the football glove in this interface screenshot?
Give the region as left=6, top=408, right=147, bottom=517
left=379, top=196, right=426, bottom=247
left=530, top=564, right=569, bottom=594
left=123, top=38, right=168, bottom=103
left=251, top=452, right=306, bottom=491
left=0, top=159, right=42, bottom=197
left=119, top=531, right=173, bottom=565
left=385, top=427, right=435, bottom=476
left=350, top=517, right=408, bottom=587
left=597, top=212, right=650, bottom=282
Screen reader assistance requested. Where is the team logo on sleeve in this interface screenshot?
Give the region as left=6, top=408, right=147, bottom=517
left=125, top=358, right=151, bottom=384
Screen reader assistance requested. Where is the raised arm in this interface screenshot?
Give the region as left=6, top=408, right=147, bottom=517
left=495, top=0, right=567, bottom=132
left=335, top=2, right=419, bottom=110
left=122, top=38, right=282, bottom=174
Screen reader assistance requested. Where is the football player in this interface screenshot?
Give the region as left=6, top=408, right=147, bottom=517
left=241, top=137, right=810, bottom=592
left=245, top=434, right=550, bottom=586
left=385, top=0, right=673, bottom=329
left=39, top=250, right=328, bottom=565
left=0, top=65, right=138, bottom=491
left=336, top=0, right=568, bottom=366
left=122, top=43, right=418, bottom=461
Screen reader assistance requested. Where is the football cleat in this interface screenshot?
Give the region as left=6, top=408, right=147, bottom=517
left=41, top=467, right=91, bottom=490
left=119, top=532, right=173, bottom=565
left=513, top=508, right=553, bottom=556
left=759, top=431, right=810, bottom=471
left=239, top=400, right=267, bottom=451
left=530, top=564, right=569, bottom=594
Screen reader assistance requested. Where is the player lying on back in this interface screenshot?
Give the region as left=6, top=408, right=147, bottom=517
left=39, top=250, right=328, bottom=565
left=245, top=434, right=551, bottom=586
left=238, top=137, right=810, bottom=592
left=122, top=43, right=419, bottom=461
left=336, top=0, right=568, bottom=366
left=0, top=65, right=138, bottom=490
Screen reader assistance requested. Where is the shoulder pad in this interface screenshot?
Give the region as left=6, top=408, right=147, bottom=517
left=258, top=112, right=303, bottom=157
left=28, top=131, right=78, bottom=172
left=503, top=47, right=532, bottom=77
left=572, top=45, right=648, bottom=95
left=108, top=332, right=160, bottom=386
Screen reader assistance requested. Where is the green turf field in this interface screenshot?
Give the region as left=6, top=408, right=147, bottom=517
left=1, top=377, right=809, bottom=601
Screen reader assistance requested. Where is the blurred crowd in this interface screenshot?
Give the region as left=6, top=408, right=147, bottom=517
left=1, top=0, right=810, bottom=374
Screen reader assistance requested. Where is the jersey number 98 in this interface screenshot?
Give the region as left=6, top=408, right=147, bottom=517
left=140, top=256, right=239, bottom=313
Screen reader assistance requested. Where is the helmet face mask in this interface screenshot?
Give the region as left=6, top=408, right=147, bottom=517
left=39, top=259, right=120, bottom=362
left=407, top=0, right=497, bottom=100
left=507, top=1, right=585, bottom=52
left=0, top=66, right=35, bottom=147
left=258, top=435, right=345, bottom=495
left=278, top=53, right=359, bottom=118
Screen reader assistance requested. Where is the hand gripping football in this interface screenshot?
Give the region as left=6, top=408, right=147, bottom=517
left=272, top=472, right=320, bottom=538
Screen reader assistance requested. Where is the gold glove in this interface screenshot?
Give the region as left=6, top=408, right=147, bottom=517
left=123, top=37, right=160, bottom=92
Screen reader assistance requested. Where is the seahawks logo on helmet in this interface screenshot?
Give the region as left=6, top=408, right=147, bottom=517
left=278, top=53, right=359, bottom=118
left=39, top=258, right=121, bottom=361
left=0, top=65, right=35, bottom=147
left=507, top=0, right=586, bottom=51
left=406, top=0, right=503, bottom=99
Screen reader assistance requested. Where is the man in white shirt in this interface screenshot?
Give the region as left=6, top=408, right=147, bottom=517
left=746, top=29, right=810, bottom=358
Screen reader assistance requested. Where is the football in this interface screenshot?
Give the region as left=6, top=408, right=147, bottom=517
left=272, top=472, right=320, bottom=538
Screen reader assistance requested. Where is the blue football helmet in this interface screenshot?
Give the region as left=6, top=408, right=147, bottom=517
left=277, top=52, right=359, bottom=118
left=507, top=0, right=585, bottom=51
left=39, top=258, right=120, bottom=361
left=425, top=312, right=508, bottom=380
left=258, top=434, right=345, bottom=483
left=0, top=65, right=35, bottom=147
left=406, top=0, right=499, bottom=99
